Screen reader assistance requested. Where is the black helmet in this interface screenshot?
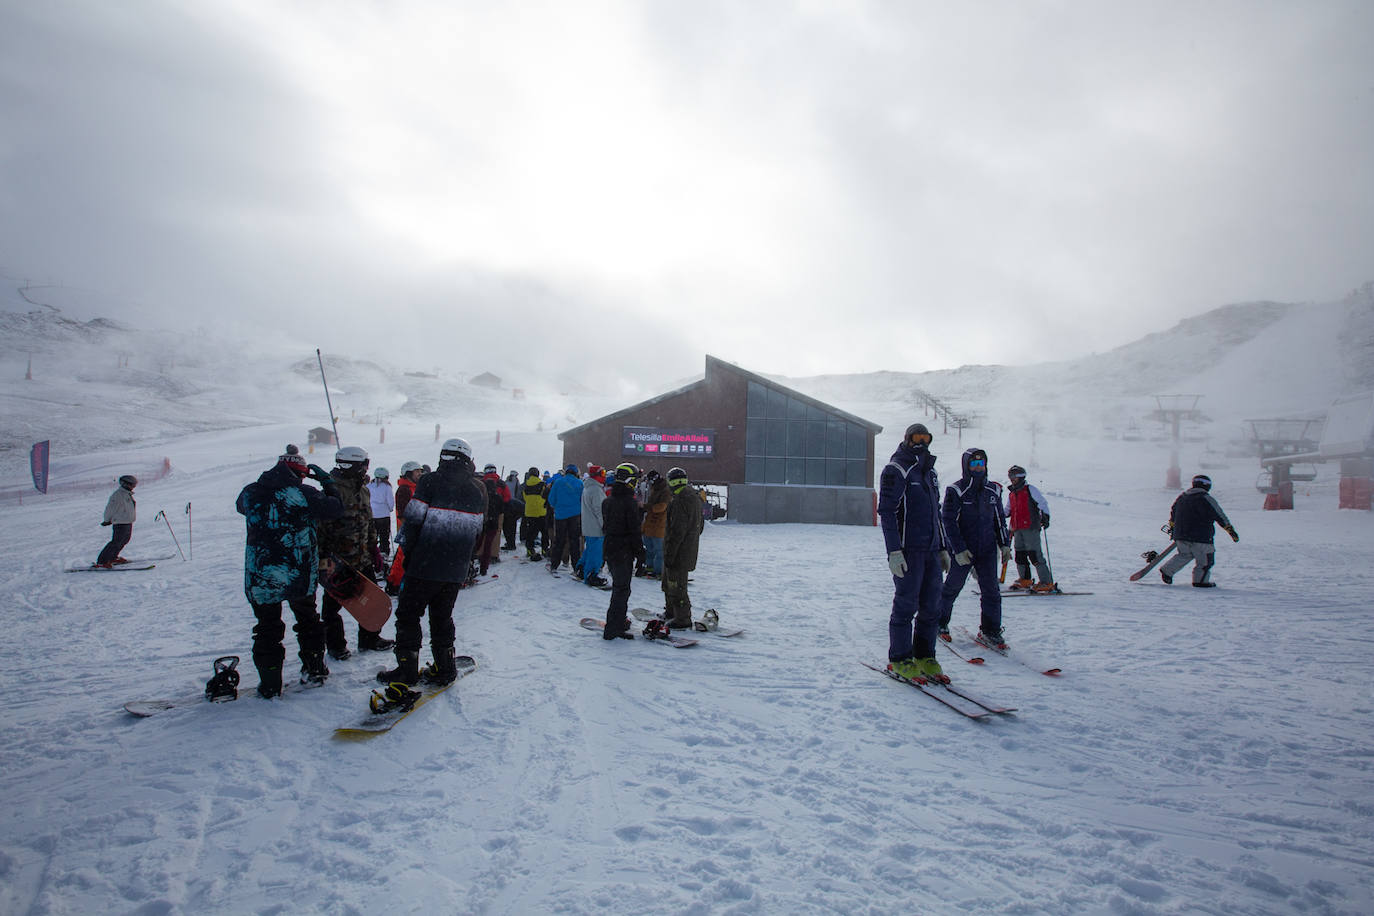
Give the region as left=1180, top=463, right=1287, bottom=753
left=666, top=467, right=689, bottom=489
left=904, top=423, right=932, bottom=448
left=1192, top=474, right=1212, bottom=491
left=118, top=474, right=138, bottom=489
left=614, top=462, right=640, bottom=487
left=1008, top=465, right=1027, bottom=480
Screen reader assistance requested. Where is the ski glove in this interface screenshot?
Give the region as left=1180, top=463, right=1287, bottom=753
left=1225, top=525, right=1239, bottom=542
left=954, top=549, right=973, bottom=567
left=101, top=520, right=112, bottom=526
left=939, top=550, right=952, bottom=573
left=1000, top=545, right=1012, bottom=565
left=307, top=464, right=331, bottom=482
left=1041, top=515, right=1050, bottom=529
left=887, top=550, right=907, bottom=578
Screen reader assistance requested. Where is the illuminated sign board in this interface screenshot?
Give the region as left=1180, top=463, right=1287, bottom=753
left=622, top=426, right=715, bottom=459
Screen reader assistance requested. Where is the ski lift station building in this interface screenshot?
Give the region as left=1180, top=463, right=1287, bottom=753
left=557, top=355, right=883, bottom=525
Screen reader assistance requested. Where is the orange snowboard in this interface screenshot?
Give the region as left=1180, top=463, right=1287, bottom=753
left=320, top=556, right=393, bottom=631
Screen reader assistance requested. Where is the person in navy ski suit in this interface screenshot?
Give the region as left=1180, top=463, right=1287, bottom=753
left=877, top=423, right=952, bottom=676
left=937, top=447, right=1011, bottom=644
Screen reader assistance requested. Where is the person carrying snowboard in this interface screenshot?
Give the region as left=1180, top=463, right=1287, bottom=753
left=1159, top=474, right=1238, bottom=588
left=601, top=463, right=647, bottom=639
left=662, top=466, right=704, bottom=629
left=380, top=437, right=487, bottom=686
left=236, top=446, right=345, bottom=698
left=94, top=474, right=138, bottom=567
left=877, top=423, right=952, bottom=682
left=937, top=448, right=1012, bottom=648
left=318, top=446, right=394, bottom=659
left=1005, top=465, right=1055, bottom=592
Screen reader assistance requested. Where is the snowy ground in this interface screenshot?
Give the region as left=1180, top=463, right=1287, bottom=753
left=2, top=419, right=1373, bottom=915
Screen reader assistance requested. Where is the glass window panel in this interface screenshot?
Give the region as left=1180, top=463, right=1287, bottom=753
left=847, top=423, right=868, bottom=459
left=808, top=403, right=828, bottom=421
left=827, top=418, right=847, bottom=458
left=767, top=387, right=788, bottom=418
left=806, top=457, right=827, bottom=485
left=766, top=419, right=787, bottom=456
left=846, top=460, right=867, bottom=487
left=826, top=459, right=846, bottom=485
left=766, top=457, right=786, bottom=484
left=747, top=382, right=766, bottom=418
left=787, top=396, right=808, bottom=420
left=806, top=421, right=827, bottom=458
left=786, top=458, right=805, bottom=485
left=745, top=456, right=765, bottom=483
left=745, top=420, right=766, bottom=456
left=787, top=421, right=806, bottom=457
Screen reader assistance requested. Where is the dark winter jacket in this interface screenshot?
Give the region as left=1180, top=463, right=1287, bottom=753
left=397, top=460, right=487, bottom=582
left=318, top=468, right=374, bottom=573
left=602, top=482, right=646, bottom=564
left=878, top=443, right=948, bottom=554
left=941, top=448, right=1009, bottom=556
left=641, top=478, right=670, bottom=539
left=395, top=476, right=417, bottom=523
left=236, top=464, right=344, bottom=604
left=1169, top=487, right=1233, bottom=544
left=664, top=483, right=705, bottom=571
left=481, top=473, right=509, bottom=531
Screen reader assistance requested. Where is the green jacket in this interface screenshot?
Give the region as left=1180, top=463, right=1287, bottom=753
left=664, top=485, right=704, bottom=571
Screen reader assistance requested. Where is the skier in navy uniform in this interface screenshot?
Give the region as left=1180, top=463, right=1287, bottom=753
left=1159, top=474, right=1238, bottom=587
left=936, top=448, right=1012, bottom=648
left=877, top=423, right=952, bottom=682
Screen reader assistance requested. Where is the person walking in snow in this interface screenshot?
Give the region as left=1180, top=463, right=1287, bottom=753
left=367, top=467, right=396, bottom=559
left=662, top=467, right=704, bottom=629
left=602, top=463, right=647, bottom=639
left=235, top=446, right=344, bottom=698
left=937, top=448, right=1012, bottom=648
left=877, top=423, right=952, bottom=682
left=380, top=438, right=487, bottom=686
left=317, top=446, right=394, bottom=659
left=580, top=464, right=609, bottom=587
left=1005, top=465, right=1055, bottom=592
left=1159, top=474, right=1239, bottom=588
left=546, top=463, right=584, bottom=576
left=94, top=474, right=138, bottom=567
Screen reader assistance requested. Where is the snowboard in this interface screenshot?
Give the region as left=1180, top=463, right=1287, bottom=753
left=68, top=564, right=155, bottom=572
left=630, top=607, right=742, bottom=637
left=1130, top=543, right=1177, bottom=581
left=580, top=617, right=698, bottom=647
left=998, top=589, right=1094, bottom=596
left=319, top=555, right=392, bottom=631
left=333, top=655, right=477, bottom=740
left=125, top=693, right=206, bottom=717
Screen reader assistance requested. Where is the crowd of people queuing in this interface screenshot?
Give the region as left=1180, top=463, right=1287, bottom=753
left=231, top=437, right=709, bottom=698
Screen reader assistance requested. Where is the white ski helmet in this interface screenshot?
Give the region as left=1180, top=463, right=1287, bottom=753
left=400, top=460, right=423, bottom=475
left=372, top=467, right=389, bottom=480
left=439, top=437, right=473, bottom=465
left=335, top=445, right=369, bottom=467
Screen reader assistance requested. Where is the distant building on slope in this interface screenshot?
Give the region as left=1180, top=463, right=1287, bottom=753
left=557, top=355, right=883, bottom=525
left=470, top=372, right=501, bottom=389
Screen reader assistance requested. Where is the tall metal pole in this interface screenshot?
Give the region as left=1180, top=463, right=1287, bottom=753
left=316, top=349, right=341, bottom=446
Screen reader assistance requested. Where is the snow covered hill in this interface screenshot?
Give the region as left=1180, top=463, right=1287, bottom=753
left=1, top=284, right=1373, bottom=913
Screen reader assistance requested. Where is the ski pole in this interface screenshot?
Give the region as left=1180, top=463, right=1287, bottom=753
left=317, top=348, right=341, bottom=448
left=185, top=502, right=193, bottom=560
left=1042, top=526, right=1054, bottom=585
left=155, top=509, right=186, bottom=561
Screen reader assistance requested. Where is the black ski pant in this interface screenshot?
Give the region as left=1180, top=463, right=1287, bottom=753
left=251, top=594, right=325, bottom=680
left=550, top=516, right=582, bottom=571
left=371, top=517, right=392, bottom=557
left=662, top=563, right=692, bottom=628
left=937, top=549, right=1002, bottom=635
left=521, top=516, right=547, bottom=555
left=97, top=523, right=132, bottom=565
left=603, top=555, right=635, bottom=636
left=320, top=591, right=385, bottom=654
left=503, top=510, right=520, bottom=549
left=393, top=576, right=460, bottom=656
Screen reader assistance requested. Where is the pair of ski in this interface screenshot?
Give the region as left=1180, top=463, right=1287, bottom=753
left=66, top=554, right=175, bottom=572
left=941, top=626, right=1062, bottom=677
left=861, top=661, right=1016, bottom=719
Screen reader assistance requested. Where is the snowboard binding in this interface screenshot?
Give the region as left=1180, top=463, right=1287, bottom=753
left=1140, top=549, right=1159, bottom=563
left=693, top=609, right=720, bottom=632
left=642, top=619, right=672, bottom=641
left=205, top=655, right=240, bottom=703
left=370, top=682, right=422, bottom=715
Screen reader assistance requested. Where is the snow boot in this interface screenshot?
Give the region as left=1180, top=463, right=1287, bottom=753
left=419, top=646, right=458, bottom=686
left=1192, top=581, right=1217, bottom=588
left=937, top=625, right=952, bottom=642
left=255, top=666, right=282, bottom=699
left=299, top=651, right=330, bottom=687
left=376, top=650, right=420, bottom=686
left=370, top=682, right=422, bottom=714
left=889, top=658, right=925, bottom=680
left=357, top=629, right=395, bottom=652
left=1160, top=570, right=1173, bottom=585
left=1010, top=578, right=1033, bottom=590
left=977, top=629, right=1008, bottom=650
left=913, top=657, right=948, bottom=683
left=1031, top=581, right=1058, bottom=594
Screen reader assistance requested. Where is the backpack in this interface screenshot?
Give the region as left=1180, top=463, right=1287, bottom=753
left=483, top=477, right=502, bottom=528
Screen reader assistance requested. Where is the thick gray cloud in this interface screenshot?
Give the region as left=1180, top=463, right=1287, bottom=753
left=2, top=1, right=1370, bottom=393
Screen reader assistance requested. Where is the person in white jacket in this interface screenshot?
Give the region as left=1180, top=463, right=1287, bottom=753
left=95, top=475, right=138, bottom=567
left=367, top=467, right=396, bottom=558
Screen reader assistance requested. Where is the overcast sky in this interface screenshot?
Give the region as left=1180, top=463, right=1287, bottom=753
left=2, top=1, right=1371, bottom=394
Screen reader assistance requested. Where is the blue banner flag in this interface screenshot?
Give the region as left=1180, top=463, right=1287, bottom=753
left=30, top=440, right=49, bottom=494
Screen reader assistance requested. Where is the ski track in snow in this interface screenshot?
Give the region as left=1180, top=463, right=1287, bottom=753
left=1, top=434, right=1373, bottom=915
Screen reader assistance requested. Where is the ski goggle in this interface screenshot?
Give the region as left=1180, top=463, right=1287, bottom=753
left=906, top=431, right=932, bottom=447
left=968, top=458, right=987, bottom=470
